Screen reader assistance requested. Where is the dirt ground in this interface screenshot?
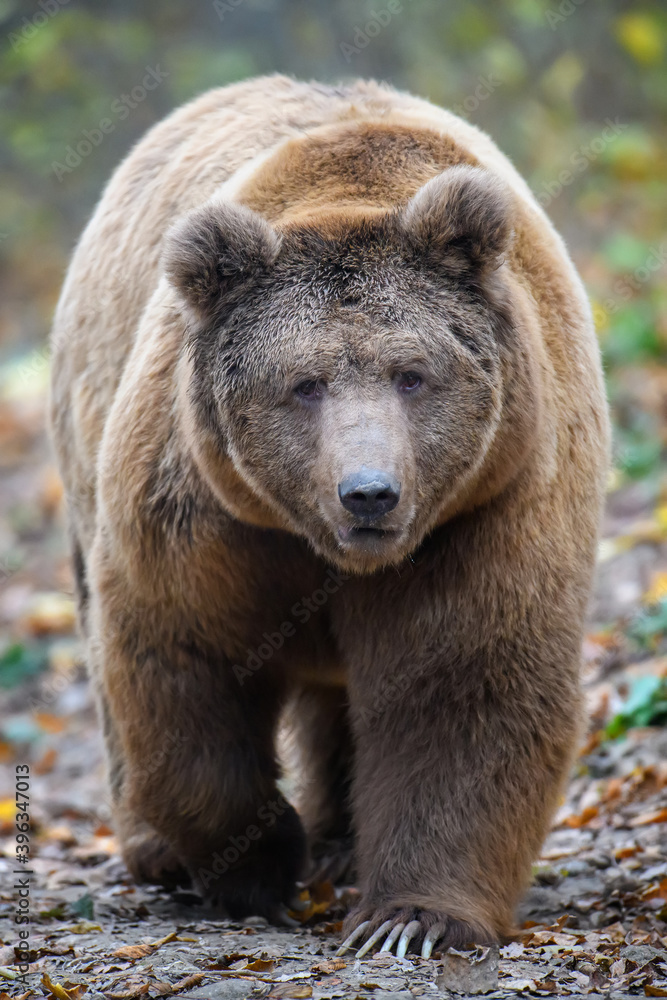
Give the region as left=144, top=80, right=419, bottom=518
left=0, top=379, right=666, bottom=999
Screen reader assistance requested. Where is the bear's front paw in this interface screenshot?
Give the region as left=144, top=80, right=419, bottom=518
left=122, top=830, right=190, bottom=890
left=337, top=905, right=495, bottom=959
left=187, top=801, right=307, bottom=925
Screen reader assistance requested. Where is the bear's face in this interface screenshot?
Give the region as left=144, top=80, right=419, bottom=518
left=165, top=167, right=520, bottom=573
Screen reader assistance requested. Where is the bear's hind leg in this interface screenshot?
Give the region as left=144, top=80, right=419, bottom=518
left=287, top=685, right=355, bottom=886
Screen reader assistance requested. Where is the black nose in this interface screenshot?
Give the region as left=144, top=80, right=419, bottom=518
left=338, top=468, right=401, bottom=520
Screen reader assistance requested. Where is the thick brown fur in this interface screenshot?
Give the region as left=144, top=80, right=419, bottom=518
left=50, top=75, right=609, bottom=947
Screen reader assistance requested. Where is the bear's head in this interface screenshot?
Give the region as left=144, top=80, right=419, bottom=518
left=164, top=165, right=539, bottom=574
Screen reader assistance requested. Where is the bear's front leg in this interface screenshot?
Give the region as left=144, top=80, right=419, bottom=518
left=91, top=553, right=307, bottom=922
left=339, top=632, right=582, bottom=958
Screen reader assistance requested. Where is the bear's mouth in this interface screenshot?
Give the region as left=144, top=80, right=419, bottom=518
left=337, top=525, right=397, bottom=543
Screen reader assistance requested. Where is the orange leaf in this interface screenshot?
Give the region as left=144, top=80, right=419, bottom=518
left=312, top=959, right=347, bottom=974
left=245, top=959, right=274, bottom=972
left=615, top=845, right=642, bottom=860
left=170, top=974, right=205, bottom=993
left=34, top=747, right=58, bottom=775
left=630, top=808, right=667, bottom=827
left=564, top=806, right=599, bottom=828
left=34, top=712, right=66, bottom=734
left=113, top=944, right=155, bottom=960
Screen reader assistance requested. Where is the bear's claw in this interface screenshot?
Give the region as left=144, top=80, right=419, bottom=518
left=337, top=911, right=470, bottom=958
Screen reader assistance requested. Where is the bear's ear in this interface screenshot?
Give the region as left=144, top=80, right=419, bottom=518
left=163, top=200, right=281, bottom=320
left=398, top=165, right=512, bottom=273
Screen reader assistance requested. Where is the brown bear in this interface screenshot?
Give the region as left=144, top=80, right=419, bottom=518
left=49, top=75, right=609, bottom=957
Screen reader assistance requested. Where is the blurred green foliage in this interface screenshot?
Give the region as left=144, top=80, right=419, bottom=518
left=0, top=0, right=666, bottom=482
left=605, top=674, right=667, bottom=739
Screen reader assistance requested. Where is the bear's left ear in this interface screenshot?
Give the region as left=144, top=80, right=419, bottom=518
left=163, top=200, right=281, bottom=321
left=398, top=165, right=513, bottom=273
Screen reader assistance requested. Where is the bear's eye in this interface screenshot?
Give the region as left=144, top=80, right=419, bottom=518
left=396, top=372, right=422, bottom=393
left=295, top=378, right=326, bottom=400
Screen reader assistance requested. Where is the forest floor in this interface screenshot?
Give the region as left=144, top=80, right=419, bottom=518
left=0, top=375, right=667, bottom=999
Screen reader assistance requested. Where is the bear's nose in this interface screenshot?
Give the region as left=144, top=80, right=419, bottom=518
left=338, top=468, right=401, bottom=520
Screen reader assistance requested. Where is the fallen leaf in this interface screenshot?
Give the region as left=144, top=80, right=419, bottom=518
left=45, top=823, right=77, bottom=846
left=152, top=931, right=178, bottom=947
left=40, top=973, right=80, bottom=1000
left=311, top=959, right=346, bottom=974
left=268, top=987, right=312, bottom=999
left=105, top=979, right=151, bottom=999
left=34, top=747, right=57, bottom=774
left=436, top=946, right=499, bottom=995
left=169, top=974, right=205, bottom=993
left=22, top=593, right=76, bottom=638
left=500, top=941, right=525, bottom=958
left=245, top=959, right=274, bottom=971
left=563, top=806, right=599, bottom=828
left=631, top=808, right=667, bottom=827
left=113, top=944, right=155, bottom=961
left=538, top=980, right=559, bottom=994
left=0, top=800, right=15, bottom=834
left=34, top=712, right=67, bottom=734
left=645, top=987, right=667, bottom=997
left=60, top=987, right=86, bottom=1000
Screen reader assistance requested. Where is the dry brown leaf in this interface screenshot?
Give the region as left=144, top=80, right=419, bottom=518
left=40, top=974, right=81, bottom=1000
left=563, top=805, right=599, bottom=828
left=245, top=959, right=274, bottom=971
left=34, top=747, right=58, bottom=775
left=23, top=594, right=76, bottom=638
left=106, top=980, right=151, bottom=999
left=151, top=984, right=175, bottom=997
left=645, top=987, right=667, bottom=997
left=169, top=974, right=205, bottom=993
left=113, top=944, right=155, bottom=961
left=630, top=808, right=667, bottom=827
left=60, top=987, right=86, bottom=1000
left=311, top=959, right=346, bottom=974
left=602, top=922, right=627, bottom=944
left=268, top=986, right=312, bottom=999
left=44, top=823, right=77, bottom=846
left=152, top=931, right=178, bottom=948
left=616, top=844, right=643, bottom=859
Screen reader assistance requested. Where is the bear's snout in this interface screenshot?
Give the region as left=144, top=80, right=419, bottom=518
left=338, top=467, right=401, bottom=521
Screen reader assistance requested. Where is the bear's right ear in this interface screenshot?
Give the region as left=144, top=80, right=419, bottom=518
left=163, top=200, right=281, bottom=321
left=398, top=165, right=512, bottom=274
